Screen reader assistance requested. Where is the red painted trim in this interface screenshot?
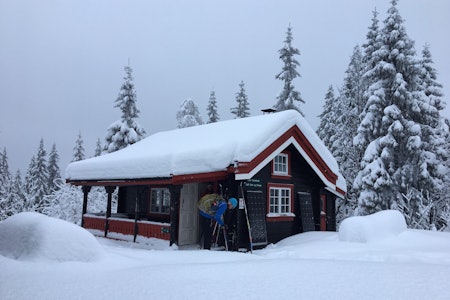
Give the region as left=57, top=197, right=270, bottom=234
left=236, top=126, right=339, bottom=187
left=83, top=215, right=170, bottom=241
left=67, top=178, right=172, bottom=186
left=266, top=216, right=295, bottom=222
left=67, top=170, right=229, bottom=187
left=267, top=183, right=295, bottom=216
left=271, top=150, right=291, bottom=178
left=172, top=171, right=229, bottom=184
left=336, top=187, right=346, bottom=197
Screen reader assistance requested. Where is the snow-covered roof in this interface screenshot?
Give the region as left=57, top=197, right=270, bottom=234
left=66, top=110, right=346, bottom=196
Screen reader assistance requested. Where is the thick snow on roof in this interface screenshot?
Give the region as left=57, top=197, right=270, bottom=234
left=66, top=110, right=345, bottom=192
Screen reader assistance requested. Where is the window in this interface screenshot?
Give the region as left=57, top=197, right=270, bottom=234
left=272, top=153, right=289, bottom=176
left=150, top=188, right=171, bottom=214
left=268, top=184, right=294, bottom=217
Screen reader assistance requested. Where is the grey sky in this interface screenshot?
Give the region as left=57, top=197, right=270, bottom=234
left=1, top=0, right=449, bottom=175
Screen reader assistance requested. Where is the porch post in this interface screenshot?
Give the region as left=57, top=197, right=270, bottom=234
left=104, top=186, right=116, bottom=237
left=133, top=191, right=140, bottom=243
left=81, top=186, right=91, bottom=227
left=169, top=185, right=182, bottom=246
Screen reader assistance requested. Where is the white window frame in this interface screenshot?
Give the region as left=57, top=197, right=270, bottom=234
left=273, top=153, right=289, bottom=176
left=150, top=188, right=171, bottom=214
left=268, top=185, right=293, bottom=216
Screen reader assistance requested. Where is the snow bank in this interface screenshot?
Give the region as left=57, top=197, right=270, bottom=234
left=0, top=212, right=105, bottom=262
left=339, top=210, right=407, bottom=243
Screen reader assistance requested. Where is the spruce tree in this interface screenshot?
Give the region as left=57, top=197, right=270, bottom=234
left=353, top=0, right=441, bottom=219
left=0, top=148, right=12, bottom=220
left=317, top=85, right=337, bottom=150
left=362, top=9, right=381, bottom=72
left=274, top=25, right=305, bottom=115
left=176, top=99, right=203, bottom=128
left=94, top=138, right=102, bottom=157
left=334, top=45, right=366, bottom=218
left=230, top=81, right=250, bottom=119
left=0, top=148, right=11, bottom=196
left=72, top=132, right=86, bottom=162
left=47, top=143, right=61, bottom=193
left=11, top=170, right=25, bottom=212
left=104, top=65, right=146, bottom=153
left=25, top=139, right=49, bottom=212
left=206, top=90, right=220, bottom=123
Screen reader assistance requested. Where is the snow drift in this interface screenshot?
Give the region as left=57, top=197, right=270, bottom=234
left=0, top=212, right=104, bottom=262
left=338, top=210, right=407, bottom=243
left=2, top=212, right=450, bottom=299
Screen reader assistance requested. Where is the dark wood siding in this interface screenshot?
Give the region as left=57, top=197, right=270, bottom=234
left=244, top=145, right=327, bottom=244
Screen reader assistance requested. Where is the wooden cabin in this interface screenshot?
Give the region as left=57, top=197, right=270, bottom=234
left=66, top=110, right=346, bottom=249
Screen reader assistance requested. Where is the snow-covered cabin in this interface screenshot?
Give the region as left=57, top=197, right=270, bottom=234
left=66, top=110, right=346, bottom=249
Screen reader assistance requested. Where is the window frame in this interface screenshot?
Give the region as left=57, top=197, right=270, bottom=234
left=271, top=151, right=291, bottom=178
left=267, top=183, right=295, bottom=221
left=149, top=187, right=171, bottom=215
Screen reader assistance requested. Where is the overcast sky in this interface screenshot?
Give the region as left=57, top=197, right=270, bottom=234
left=1, top=0, right=449, bottom=176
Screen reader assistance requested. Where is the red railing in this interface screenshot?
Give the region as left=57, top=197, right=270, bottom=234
left=83, top=214, right=171, bottom=241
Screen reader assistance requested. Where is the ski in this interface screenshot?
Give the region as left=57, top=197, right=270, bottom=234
left=240, top=181, right=253, bottom=253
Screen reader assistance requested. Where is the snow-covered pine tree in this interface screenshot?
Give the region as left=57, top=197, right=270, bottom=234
left=206, top=90, right=220, bottom=123
left=0, top=148, right=11, bottom=196
left=104, top=65, right=146, bottom=153
left=329, top=45, right=367, bottom=222
left=24, top=139, right=49, bottom=212
left=413, top=44, right=449, bottom=230
left=42, top=180, right=83, bottom=224
left=0, top=148, right=12, bottom=220
left=362, top=9, right=381, bottom=73
left=176, top=99, right=203, bottom=128
left=317, top=85, right=337, bottom=150
left=72, top=132, right=86, bottom=162
left=47, top=143, right=61, bottom=193
left=94, top=138, right=102, bottom=157
left=230, top=81, right=250, bottom=119
left=437, top=119, right=450, bottom=230
left=274, top=25, right=305, bottom=115
left=9, top=170, right=25, bottom=215
left=353, top=0, right=442, bottom=220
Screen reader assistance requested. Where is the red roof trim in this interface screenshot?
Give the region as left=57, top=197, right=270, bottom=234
left=171, top=171, right=229, bottom=185
left=67, top=170, right=229, bottom=187
left=66, top=178, right=173, bottom=187
left=235, top=125, right=338, bottom=185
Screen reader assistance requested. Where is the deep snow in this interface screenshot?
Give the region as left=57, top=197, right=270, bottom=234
left=1, top=212, right=450, bottom=300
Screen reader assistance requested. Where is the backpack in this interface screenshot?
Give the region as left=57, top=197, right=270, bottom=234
left=197, top=194, right=225, bottom=216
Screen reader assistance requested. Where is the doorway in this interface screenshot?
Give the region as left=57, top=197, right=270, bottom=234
left=178, top=183, right=199, bottom=246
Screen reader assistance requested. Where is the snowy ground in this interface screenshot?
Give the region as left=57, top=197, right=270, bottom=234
left=1, top=211, right=450, bottom=300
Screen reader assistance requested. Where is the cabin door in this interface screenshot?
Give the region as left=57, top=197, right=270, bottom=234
left=297, top=192, right=315, bottom=232
left=178, top=183, right=199, bottom=246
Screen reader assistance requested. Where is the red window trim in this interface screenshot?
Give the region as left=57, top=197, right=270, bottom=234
left=267, top=183, right=295, bottom=221
left=271, top=150, right=291, bottom=178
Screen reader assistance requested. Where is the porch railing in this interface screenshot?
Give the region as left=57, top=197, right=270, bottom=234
left=83, top=214, right=171, bottom=241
